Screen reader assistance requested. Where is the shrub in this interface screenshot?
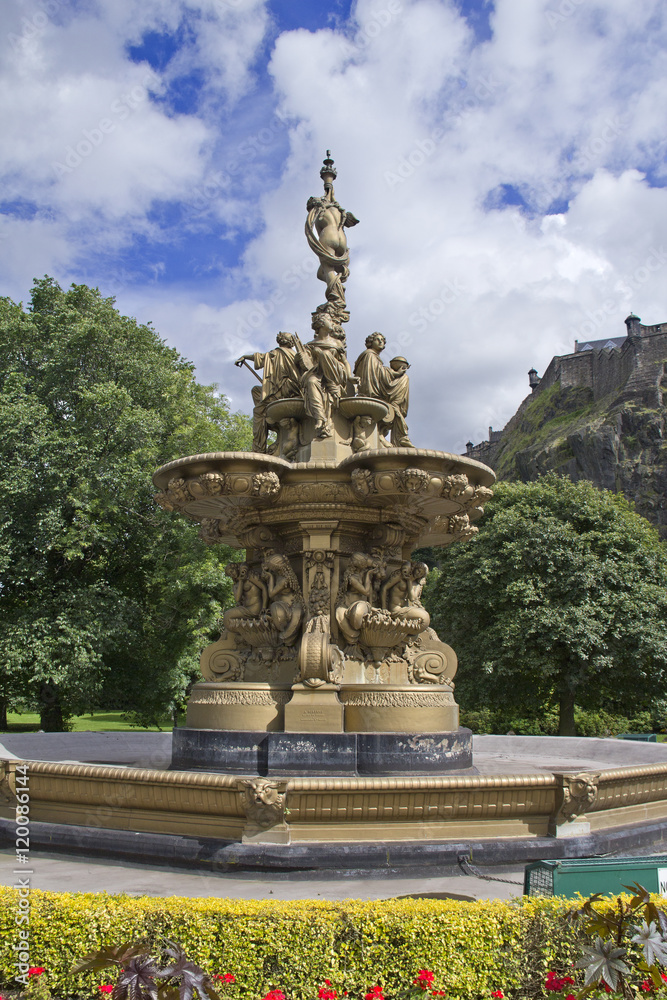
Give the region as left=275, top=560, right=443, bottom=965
left=0, top=889, right=587, bottom=1000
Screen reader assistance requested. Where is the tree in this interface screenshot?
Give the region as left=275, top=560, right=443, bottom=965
left=425, top=475, right=667, bottom=736
left=0, top=277, right=251, bottom=730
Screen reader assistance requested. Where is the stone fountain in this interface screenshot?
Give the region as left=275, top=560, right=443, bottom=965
left=153, top=153, right=495, bottom=783
left=3, top=157, right=667, bottom=868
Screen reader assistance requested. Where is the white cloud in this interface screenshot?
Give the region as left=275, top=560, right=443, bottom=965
left=3, top=0, right=667, bottom=455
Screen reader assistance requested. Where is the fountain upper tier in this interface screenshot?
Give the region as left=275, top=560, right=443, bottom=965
left=153, top=447, right=495, bottom=551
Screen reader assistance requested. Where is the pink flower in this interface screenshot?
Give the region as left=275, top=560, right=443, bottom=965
left=28, top=968, right=45, bottom=977
left=98, top=987, right=114, bottom=994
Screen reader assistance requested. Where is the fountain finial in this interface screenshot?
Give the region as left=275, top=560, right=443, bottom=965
left=305, top=152, right=358, bottom=325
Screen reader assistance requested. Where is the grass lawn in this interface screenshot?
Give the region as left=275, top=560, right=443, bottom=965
left=2, top=710, right=175, bottom=733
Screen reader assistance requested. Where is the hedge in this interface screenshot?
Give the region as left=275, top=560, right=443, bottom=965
left=0, top=889, right=587, bottom=999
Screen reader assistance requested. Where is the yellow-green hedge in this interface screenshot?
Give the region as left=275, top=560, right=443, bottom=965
left=0, top=889, right=585, bottom=999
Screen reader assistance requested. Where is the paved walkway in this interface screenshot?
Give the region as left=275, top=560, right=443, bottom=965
left=0, top=849, right=523, bottom=900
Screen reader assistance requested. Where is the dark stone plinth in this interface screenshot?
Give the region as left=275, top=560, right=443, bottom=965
left=268, top=733, right=357, bottom=775
left=356, top=730, right=472, bottom=774
left=171, top=727, right=473, bottom=776
left=171, top=729, right=267, bottom=774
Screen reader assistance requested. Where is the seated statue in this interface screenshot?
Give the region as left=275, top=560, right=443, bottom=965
left=353, top=333, right=412, bottom=446
left=236, top=332, right=301, bottom=453
left=335, top=552, right=379, bottom=644
left=262, top=553, right=305, bottom=646
left=380, top=560, right=430, bottom=629
left=222, top=563, right=268, bottom=630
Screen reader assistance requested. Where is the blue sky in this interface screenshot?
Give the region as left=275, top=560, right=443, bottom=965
left=2, top=0, right=667, bottom=449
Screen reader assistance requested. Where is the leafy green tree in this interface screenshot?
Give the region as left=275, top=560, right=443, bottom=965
left=425, top=475, right=667, bottom=736
left=0, top=277, right=251, bottom=730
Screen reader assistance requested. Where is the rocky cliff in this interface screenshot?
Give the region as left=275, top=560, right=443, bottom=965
left=478, top=336, right=667, bottom=536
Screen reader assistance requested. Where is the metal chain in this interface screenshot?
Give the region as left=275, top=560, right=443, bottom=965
left=457, top=855, right=524, bottom=886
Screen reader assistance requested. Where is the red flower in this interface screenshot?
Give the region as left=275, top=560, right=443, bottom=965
left=491, top=992, right=504, bottom=999
left=413, top=972, right=435, bottom=990
left=661, top=975, right=667, bottom=984
left=215, top=975, right=236, bottom=984
left=98, top=987, right=114, bottom=995
left=365, top=987, right=384, bottom=1000
left=431, top=991, right=447, bottom=996
left=319, top=987, right=337, bottom=1000
left=641, top=981, right=653, bottom=992
left=545, top=972, right=575, bottom=993
left=28, top=968, right=45, bottom=977
left=262, top=991, right=285, bottom=1000
left=564, top=995, right=576, bottom=1000
left=600, top=983, right=612, bottom=994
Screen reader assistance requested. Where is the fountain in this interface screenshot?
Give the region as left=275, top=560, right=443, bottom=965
left=154, top=152, right=495, bottom=785
left=2, top=156, right=667, bottom=871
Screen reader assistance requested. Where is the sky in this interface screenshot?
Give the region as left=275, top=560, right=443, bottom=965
left=2, top=0, right=667, bottom=452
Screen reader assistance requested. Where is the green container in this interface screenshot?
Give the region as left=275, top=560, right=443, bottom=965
left=524, top=855, right=667, bottom=897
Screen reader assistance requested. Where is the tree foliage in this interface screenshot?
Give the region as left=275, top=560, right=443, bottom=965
left=425, top=475, right=667, bottom=735
left=0, top=277, right=251, bottom=729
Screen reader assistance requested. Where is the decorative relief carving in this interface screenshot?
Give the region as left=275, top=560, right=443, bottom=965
left=192, top=689, right=292, bottom=706
left=252, top=471, right=281, bottom=498
left=404, top=628, right=458, bottom=686
left=189, top=472, right=226, bottom=498
left=0, top=761, right=17, bottom=804
left=447, top=513, right=478, bottom=540
left=282, top=482, right=357, bottom=504
left=401, top=468, right=430, bottom=493
left=441, top=474, right=470, bottom=499
left=305, top=549, right=335, bottom=615
left=238, top=778, right=287, bottom=828
left=237, top=524, right=278, bottom=550
left=350, top=467, right=376, bottom=499
left=339, top=690, right=455, bottom=708
left=298, top=613, right=344, bottom=686
left=154, top=469, right=284, bottom=516
left=200, top=518, right=228, bottom=545
left=200, top=642, right=245, bottom=683
left=555, top=771, right=600, bottom=822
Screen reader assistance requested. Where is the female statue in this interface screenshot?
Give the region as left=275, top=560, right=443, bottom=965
left=222, top=563, right=268, bottom=630
left=380, top=561, right=430, bottom=629
left=262, top=553, right=305, bottom=646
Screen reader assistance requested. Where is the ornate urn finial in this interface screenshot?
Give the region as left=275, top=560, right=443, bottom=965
left=320, top=150, right=337, bottom=190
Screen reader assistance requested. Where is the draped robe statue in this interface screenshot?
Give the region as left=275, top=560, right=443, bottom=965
left=353, top=332, right=412, bottom=447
